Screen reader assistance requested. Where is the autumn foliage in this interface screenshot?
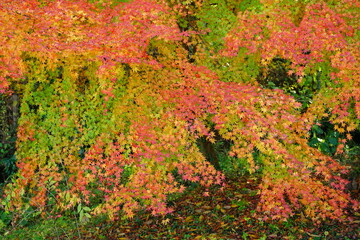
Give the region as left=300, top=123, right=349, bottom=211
left=0, top=0, right=359, bottom=223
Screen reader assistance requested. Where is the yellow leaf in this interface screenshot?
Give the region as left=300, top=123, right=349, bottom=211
left=185, top=216, right=193, bottom=222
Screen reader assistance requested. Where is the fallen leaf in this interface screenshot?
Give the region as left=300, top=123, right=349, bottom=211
left=185, top=216, right=193, bottom=222
left=144, top=220, right=152, bottom=225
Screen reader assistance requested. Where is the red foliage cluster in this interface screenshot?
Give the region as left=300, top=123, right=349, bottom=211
left=0, top=0, right=180, bottom=92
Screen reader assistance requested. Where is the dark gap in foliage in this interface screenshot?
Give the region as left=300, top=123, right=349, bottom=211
left=197, top=136, right=221, bottom=170
left=76, top=66, right=90, bottom=94
left=308, top=119, right=339, bottom=156
left=257, top=57, right=320, bottom=111
left=0, top=94, right=18, bottom=183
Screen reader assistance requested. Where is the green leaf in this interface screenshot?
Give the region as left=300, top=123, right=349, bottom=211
left=327, top=137, right=338, bottom=146
left=312, top=125, right=323, bottom=134
left=83, top=207, right=91, bottom=212
left=77, top=204, right=82, bottom=213
left=309, top=138, right=319, bottom=147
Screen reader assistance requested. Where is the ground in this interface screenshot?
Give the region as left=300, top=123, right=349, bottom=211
left=3, top=174, right=359, bottom=239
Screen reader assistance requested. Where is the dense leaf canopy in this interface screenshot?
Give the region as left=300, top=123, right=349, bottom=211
left=0, top=0, right=359, bottom=223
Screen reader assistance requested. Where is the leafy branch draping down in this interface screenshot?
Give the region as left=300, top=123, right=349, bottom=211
left=0, top=0, right=359, bottom=223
